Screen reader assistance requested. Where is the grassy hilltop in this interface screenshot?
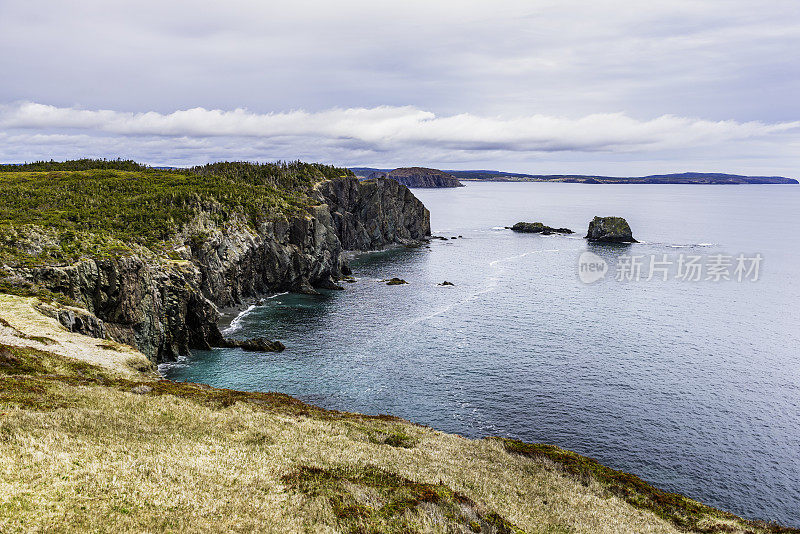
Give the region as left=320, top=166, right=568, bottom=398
left=0, top=159, right=351, bottom=266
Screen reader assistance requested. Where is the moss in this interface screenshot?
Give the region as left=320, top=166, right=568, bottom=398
left=0, top=343, right=108, bottom=380
left=494, top=438, right=798, bottom=533
left=281, top=465, right=526, bottom=533
left=0, top=375, right=70, bottom=410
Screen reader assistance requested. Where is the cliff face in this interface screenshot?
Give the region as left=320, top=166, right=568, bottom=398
left=316, top=176, right=430, bottom=249
left=386, top=168, right=464, bottom=188
left=14, top=176, right=430, bottom=362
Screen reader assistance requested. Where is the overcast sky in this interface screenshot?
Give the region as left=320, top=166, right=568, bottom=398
left=1, top=0, right=798, bottom=175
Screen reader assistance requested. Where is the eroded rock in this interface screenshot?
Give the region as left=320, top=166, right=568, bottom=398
left=585, top=216, right=637, bottom=243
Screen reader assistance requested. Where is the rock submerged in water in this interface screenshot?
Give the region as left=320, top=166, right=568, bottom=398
left=383, top=277, right=408, bottom=286
left=585, top=216, right=637, bottom=243
left=219, top=337, right=286, bottom=352
left=510, top=222, right=574, bottom=235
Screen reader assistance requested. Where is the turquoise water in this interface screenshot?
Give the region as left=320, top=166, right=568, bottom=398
left=163, top=182, right=800, bottom=526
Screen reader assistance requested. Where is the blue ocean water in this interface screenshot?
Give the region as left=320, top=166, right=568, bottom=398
left=163, top=182, right=800, bottom=526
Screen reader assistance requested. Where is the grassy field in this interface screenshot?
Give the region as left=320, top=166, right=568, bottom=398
left=0, top=295, right=796, bottom=533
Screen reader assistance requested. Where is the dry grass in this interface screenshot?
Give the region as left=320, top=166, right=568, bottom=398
left=0, top=296, right=795, bottom=533
left=0, top=294, right=155, bottom=378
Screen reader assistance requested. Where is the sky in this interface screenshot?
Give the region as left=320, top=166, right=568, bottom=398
left=1, top=0, right=799, bottom=176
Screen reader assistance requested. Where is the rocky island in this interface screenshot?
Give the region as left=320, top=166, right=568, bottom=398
left=510, top=222, right=574, bottom=235
left=586, top=216, right=638, bottom=243
left=450, top=170, right=799, bottom=184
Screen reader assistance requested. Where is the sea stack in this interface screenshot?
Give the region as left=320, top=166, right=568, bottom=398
left=585, top=216, right=637, bottom=243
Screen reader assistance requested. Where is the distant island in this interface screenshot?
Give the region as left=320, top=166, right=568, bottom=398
left=448, top=170, right=798, bottom=184
left=352, top=167, right=464, bottom=187
left=351, top=167, right=797, bottom=185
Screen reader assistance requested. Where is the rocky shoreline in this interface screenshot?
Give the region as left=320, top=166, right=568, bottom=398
left=4, top=176, right=430, bottom=363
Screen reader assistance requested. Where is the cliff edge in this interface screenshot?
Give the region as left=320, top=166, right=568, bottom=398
left=363, top=167, right=464, bottom=188
left=0, top=161, right=430, bottom=362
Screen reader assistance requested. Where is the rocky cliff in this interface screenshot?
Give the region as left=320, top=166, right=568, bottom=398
left=9, top=176, right=430, bottom=362
left=385, top=167, right=464, bottom=188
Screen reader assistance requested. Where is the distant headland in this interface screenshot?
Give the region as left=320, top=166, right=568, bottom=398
left=351, top=167, right=798, bottom=185
left=352, top=166, right=464, bottom=187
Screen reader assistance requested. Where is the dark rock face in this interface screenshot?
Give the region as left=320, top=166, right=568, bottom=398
left=220, top=337, right=286, bottom=352
left=585, top=216, right=637, bottom=243
left=315, top=177, right=431, bottom=250
left=36, top=302, right=107, bottom=339
left=386, top=167, right=464, bottom=188
left=511, top=222, right=574, bottom=235
left=15, top=176, right=430, bottom=363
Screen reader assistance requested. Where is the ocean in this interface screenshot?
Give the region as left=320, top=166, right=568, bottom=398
left=162, top=182, right=800, bottom=526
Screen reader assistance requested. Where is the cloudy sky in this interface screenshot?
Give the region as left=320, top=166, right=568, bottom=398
left=1, top=0, right=799, bottom=175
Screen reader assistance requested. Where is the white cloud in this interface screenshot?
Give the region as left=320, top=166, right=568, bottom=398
left=3, top=102, right=798, bottom=154
left=2, top=102, right=799, bottom=175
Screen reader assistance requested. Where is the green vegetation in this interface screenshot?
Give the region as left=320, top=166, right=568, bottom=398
left=0, top=158, right=147, bottom=172
left=0, top=159, right=354, bottom=266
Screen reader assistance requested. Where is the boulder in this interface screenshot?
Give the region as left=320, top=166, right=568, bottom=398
left=585, top=216, right=637, bottom=243
left=438, top=281, right=455, bottom=286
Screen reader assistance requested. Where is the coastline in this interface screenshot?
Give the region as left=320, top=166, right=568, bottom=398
left=1, top=292, right=797, bottom=532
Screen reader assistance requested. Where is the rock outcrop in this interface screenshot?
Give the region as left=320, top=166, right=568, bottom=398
left=13, top=176, right=430, bottom=363
left=510, top=222, right=574, bottom=235
left=585, top=216, right=637, bottom=243
left=220, top=337, right=286, bottom=352
left=385, top=168, right=464, bottom=188
left=315, top=177, right=430, bottom=250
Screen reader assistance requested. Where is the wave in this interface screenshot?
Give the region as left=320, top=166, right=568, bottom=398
left=489, top=248, right=564, bottom=267
left=156, top=355, right=189, bottom=375
left=666, top=243, right=717, bottom=249
left=222, top=305, right=256, bottom=335
left=222, top=292, right=289, bottom=335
